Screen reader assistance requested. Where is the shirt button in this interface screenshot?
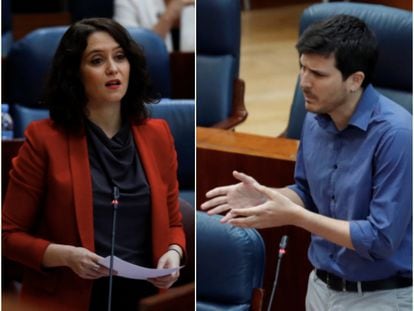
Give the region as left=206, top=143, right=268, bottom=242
left=333, top=164, right=338, bottom=169
left=331, top=195, right=335, bottom=201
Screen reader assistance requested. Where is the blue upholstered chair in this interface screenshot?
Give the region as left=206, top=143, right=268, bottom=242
left=5, top=26, right=170, bottom=110
left=196, top=0, right=247, bottom=129
left=128, top=28, right=171, bottom=98
left=148, top=99, right=195, bottom=206
left=6, top=27, right=66, bottom=108
left=284, top=3, right=412, bottom=139
left=197, top=211, right=265, bottom=311
left=10, top=104, right=50, bottom=138
left=5, top=26, right=171, bottom=140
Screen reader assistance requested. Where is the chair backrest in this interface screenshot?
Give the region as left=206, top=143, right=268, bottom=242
left=147, top=99, right=195, bottom=205
left=128, top=28, right=171, bottom=98
left=10, top=104, right=49, bottom=138
left=196, top=0, right=242, bottom=127
left=285, top=3, right=412, bottom=139
left=6, top=26, right=66, bottom=107
left=5, top=26, right=170, bottom=108
left=196, top=211, right=265, bottom=311
left=197, top=0, right=241, bottom=76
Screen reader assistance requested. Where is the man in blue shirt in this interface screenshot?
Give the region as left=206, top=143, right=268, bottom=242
left=201, top=15, right=412, bottom=310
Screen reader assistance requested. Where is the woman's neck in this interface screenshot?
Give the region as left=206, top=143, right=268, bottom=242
left=87, top=104, right=122, bottom=139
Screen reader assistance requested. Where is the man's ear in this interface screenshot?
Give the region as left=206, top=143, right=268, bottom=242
left=349, top=71, right=365, bottom=92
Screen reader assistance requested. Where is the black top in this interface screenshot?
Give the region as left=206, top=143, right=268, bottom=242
left=86, top=120, right=152, bottom=267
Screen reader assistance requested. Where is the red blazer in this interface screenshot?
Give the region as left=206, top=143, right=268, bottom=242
left=2, top=118, right=186, bottom=310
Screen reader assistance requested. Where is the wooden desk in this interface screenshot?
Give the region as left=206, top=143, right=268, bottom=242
left=197, top=127, right=312, bottom=311
left=197, top=127, right=299, bottom=205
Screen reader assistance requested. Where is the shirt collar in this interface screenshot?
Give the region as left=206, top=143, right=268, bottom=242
left=347, top=84, right=378, bottom=131
left=315, top=84, right=379, bottom=133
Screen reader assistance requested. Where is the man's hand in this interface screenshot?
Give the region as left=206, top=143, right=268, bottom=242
left=165, top=0, right=195, bottom=23
left=200, top=171, right=266, bottom=221
left=226, top=183, right=300, bottom=228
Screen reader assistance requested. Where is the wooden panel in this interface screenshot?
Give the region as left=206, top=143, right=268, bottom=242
left=197, top=127, right=312, bottom=311
left=246, top=0, right=317, bottom=10
left=353, top=0, right=412, bottom=10
left=139, top=282, right=195, bottom=311
left=170, top=52, right=195, bottom=99
left=12, top=12, right=70, bottom=40
left=245, top=0, right=411, bottom=10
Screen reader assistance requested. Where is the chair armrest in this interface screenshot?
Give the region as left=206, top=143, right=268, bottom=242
left=212, top=78, right=248, bottom=130
left=138, top=282, right=195, bottom=311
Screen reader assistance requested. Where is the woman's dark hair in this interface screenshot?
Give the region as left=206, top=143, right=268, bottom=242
left=43, top=17, right=158, bottom=134
left=296, top=14, right=378, bottom=88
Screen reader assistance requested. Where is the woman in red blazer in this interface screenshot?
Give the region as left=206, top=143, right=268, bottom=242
left=2, top=18, right=186, bottom=311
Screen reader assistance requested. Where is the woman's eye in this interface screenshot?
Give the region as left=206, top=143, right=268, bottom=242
left=115, top=53, right=126, bottom=61
left=91, top=58, right=103, bottom=65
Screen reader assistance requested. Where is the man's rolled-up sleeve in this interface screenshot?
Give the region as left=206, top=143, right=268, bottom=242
left=350, top=128, right=412, bottom=260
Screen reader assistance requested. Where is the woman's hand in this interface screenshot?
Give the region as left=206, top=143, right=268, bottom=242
left=43, top=244, right=109, bottom=280
left=65, top=247, right=110, bottom=279
left=200, top=171, right=267, bottom=222
left=147, top=249, right=181, bottom=289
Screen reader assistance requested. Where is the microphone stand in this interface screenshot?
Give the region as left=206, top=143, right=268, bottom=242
left=266, top=235, right=288, bottom=311
left=108, top=186, right=119, bottom=311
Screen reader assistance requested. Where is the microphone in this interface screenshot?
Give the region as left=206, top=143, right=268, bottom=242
left=266, top=235, right=289, bottom=311
left=108, top=186, right=120, bottom=311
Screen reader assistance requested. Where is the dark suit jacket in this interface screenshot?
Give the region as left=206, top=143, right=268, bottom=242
left=2, top=118, right=186, bottom=310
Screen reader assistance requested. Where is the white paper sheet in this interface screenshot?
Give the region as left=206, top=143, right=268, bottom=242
left=98, top=256, right=182, bottom=280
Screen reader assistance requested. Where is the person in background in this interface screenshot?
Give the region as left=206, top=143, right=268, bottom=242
left=113, top=0, right=194, bottom=52
left=2, top=17, right=186, bottom=311
left=201, top=14, right=412, bottom=311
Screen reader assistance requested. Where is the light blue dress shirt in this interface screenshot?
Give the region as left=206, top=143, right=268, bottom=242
left=289, top=84, right=412, bottom=281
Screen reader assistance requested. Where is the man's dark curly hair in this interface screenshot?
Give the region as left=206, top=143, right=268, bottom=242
left=296, top=14, right=378, bottom=88
left=43, top=17, right=158, bottom=134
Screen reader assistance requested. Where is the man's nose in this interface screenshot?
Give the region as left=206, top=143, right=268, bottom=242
left=299, top=71, right=311, bottom=89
